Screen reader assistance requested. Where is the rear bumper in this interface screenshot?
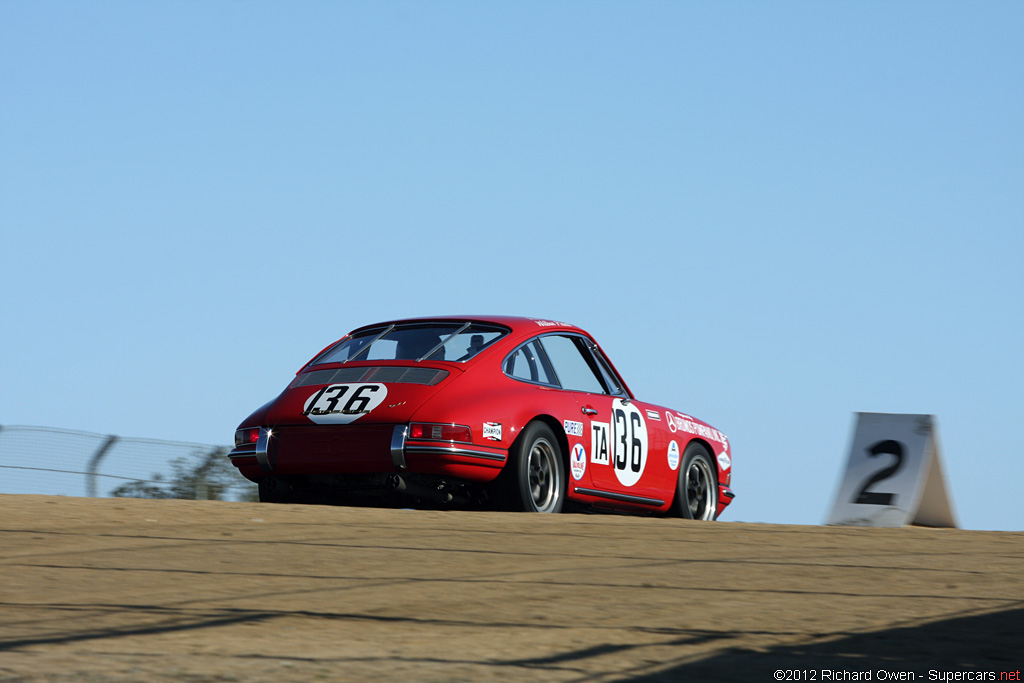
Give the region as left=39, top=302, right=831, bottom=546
left=229, top=423, right=507, bottom=483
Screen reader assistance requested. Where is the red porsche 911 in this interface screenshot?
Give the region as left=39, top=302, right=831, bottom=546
left=229, top=316, right=734, bottom=519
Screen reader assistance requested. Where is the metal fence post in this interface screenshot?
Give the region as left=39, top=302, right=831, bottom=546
left=195, top=448, right=211, bottom=501
left=85, top=435, right=119, bottom=498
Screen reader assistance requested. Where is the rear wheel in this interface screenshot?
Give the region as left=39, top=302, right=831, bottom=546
left=257, top=476, right=292, bottom=503
left=674, top=443, right=718, bottom=520
left=509, top=422, right=565, bottom=513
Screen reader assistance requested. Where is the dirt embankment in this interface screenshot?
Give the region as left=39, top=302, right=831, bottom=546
left=0, top=495, right=1021, bottom=682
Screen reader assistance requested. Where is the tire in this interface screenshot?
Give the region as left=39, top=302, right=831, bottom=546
left=508, top=422, right=565, bottom=513
left=674, top=443, right=718, bottom=520
left=257, top=476, right=291, bottom=503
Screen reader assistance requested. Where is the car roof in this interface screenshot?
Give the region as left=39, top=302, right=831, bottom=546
left=334, top=315, right=632, bottom=398
left=349, top=315, right=590, bottom=339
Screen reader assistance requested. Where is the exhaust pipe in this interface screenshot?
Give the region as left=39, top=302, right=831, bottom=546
left=386, top=474, right=468, bottom=505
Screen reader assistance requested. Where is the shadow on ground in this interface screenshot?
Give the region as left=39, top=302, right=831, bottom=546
left=631, top=606, right=1024, bottom=682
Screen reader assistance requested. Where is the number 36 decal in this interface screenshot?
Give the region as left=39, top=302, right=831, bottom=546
left=611, top=400, right=648, bottom=487
left=304, top=383, right=388, bottom=424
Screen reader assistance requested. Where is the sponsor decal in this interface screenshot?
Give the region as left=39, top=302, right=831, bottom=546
left=717, top=450, right=732, bottom=471
left=570, top=443, right=587, bottom=480
left=590, top=421, right=610, bottom=465
left=563, top=420, right=584, bottom=437
left=531, top=318, right=572, bottom=328
left=482, top=422, right=502, bottom=441
left=667, top=440, right=680, bottom=471
left=646, top=410, right=661, bottom=421
left=611, top=399, right=649, bottom=487
left=304, top=383, right=388, bottom=425
left=665, top=411, right=728, bottom=444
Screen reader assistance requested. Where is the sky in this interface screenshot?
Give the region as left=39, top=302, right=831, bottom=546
left=2, top=1, right=1021, bottom=530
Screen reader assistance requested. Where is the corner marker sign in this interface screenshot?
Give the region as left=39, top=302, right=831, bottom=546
left=825, top=413, right=957, bottom=528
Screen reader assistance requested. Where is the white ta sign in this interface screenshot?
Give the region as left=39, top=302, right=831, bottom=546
left=825, top=413, right=957, bottom=528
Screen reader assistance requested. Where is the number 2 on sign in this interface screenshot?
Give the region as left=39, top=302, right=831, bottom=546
left=852, top=439, right=904, bottom=506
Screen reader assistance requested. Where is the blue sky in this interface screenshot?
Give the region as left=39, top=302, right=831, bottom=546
left=2, top=2, right=1021, bottom=530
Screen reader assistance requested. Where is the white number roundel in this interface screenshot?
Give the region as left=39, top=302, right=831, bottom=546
left=611, top=400, right=648, bottom=487
left=303, top=383, right=388, bottom=424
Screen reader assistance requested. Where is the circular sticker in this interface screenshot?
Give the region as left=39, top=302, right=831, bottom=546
left=667, top=440, right=680, bottom=471
left=612, top=399, right=648, bottom=488
left=570, top=443, right=587, bottom=481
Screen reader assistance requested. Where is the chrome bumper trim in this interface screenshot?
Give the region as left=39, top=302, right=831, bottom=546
left=405, top=445, right=507, bottom=462
left=573, top=487, right=664, bottom=507
left=228, top=447, right=256, bottom=460
left=391, top=425, right=409, bottom=470
left=256, top=427, right=274, bottom=472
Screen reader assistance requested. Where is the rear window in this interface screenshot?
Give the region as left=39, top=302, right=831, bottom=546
left=311, top=322, right=507, bottom=365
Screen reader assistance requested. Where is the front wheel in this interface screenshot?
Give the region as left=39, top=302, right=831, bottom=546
left=674, top=443, right=718, bottom=520
left=508, top=422, right=565, bottom=513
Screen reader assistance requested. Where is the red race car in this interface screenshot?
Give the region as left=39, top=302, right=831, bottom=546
left=229, top=316, right=734, bottom=519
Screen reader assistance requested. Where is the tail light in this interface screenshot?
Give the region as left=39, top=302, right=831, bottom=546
left=234, top=427, right=261, bottom=448
left=408, top=423, right=473, bottom=444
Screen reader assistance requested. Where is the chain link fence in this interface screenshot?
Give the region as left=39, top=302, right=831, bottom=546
left=0, top=424, right=256, bottom=501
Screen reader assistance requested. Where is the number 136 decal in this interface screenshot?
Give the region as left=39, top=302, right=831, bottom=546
left=303, top=383, right=388, bottom=424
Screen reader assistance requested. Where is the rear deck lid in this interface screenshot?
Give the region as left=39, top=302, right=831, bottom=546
left=265, top=363, right=456, bottom=426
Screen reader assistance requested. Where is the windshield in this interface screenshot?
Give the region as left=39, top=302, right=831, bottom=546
left=311, top=322, right=507, bottom=365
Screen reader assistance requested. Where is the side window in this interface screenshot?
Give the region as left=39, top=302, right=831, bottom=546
left=591, top=347, right=626, bottom=397
left=505, top=341, right=556, bottom=385
left=538, top=335, right=606, bottom=394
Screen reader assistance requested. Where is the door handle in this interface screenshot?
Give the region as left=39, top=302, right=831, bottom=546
left=581, top=406, right=598, bottom=416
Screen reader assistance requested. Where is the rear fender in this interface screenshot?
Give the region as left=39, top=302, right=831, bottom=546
left=506, top=414, right=570, bottom=467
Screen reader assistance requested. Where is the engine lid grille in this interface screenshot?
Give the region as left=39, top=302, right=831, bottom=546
left=290, top=366, right=449, bottom=388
